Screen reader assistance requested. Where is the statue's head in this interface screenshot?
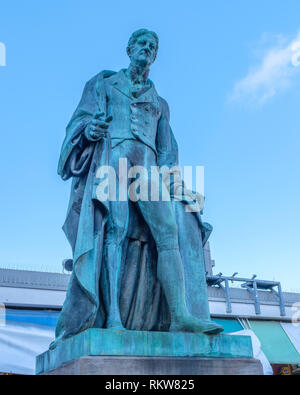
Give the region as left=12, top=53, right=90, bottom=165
left=127, top=29, right=159, bottom=68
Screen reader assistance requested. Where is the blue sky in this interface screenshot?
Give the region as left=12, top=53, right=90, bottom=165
left=0, top=0, right=299, bottom=291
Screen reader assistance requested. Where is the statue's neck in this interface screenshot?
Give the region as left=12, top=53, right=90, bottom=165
left=126, top=63, right=150, bottom=86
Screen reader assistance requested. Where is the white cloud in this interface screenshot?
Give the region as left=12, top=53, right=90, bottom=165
left=230, top=32, right=300, bottom=105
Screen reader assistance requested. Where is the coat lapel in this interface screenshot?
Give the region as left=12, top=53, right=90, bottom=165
left=109, top=69, right=158, bottom=103
left=109, top=70, right=132, bottom=99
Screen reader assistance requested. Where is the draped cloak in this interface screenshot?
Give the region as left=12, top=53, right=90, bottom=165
left=53, top=70, right=213, bottom=346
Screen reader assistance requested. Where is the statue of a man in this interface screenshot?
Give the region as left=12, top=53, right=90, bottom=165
left=52, top=29, right=223, bottom=348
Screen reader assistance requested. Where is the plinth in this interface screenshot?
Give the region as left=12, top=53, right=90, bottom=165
left=36, top=329, right=263, bottom=375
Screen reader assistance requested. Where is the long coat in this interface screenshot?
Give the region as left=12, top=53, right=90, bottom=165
left=52, top=70, right=213, bottom=347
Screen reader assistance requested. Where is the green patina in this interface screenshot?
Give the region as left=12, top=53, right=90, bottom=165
left=37, top=329, right=253, bottom=375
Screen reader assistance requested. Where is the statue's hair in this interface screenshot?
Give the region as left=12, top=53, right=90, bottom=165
left=127, top=29, right=159, bottom=60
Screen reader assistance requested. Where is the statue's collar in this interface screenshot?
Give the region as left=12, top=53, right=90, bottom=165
left=109, top=69, right=157, bottom=102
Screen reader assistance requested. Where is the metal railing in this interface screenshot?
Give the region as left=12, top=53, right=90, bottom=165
left=206, top=272, right=286, bottom=316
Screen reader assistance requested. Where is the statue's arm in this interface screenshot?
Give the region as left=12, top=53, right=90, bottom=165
left=57, top=73, right=108, bottom=180
left=156, top=98, right=204, bottom=211
left=156, top=98, right=179, bottom=168
left=156, top=98, right=182, bottom=198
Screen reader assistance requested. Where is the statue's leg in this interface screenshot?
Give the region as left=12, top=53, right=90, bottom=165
left=156, top=247, right=222, bottom=334
left=101, top=145, right=129, bottom=330
left=103, top=201, right=128, bottom=330
left=137, top=187, right=223, bottom=334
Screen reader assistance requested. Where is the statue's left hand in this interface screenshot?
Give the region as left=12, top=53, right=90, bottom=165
left=185, top=189, right=205, bottom=213
left=174, top=186, right=205, bottom=213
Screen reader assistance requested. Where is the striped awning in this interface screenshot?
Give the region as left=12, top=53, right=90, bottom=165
left=250, top=320, right=300, bottom=364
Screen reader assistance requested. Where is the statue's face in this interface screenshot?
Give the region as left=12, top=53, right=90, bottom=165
left=129, top=34, right=157, bottom=67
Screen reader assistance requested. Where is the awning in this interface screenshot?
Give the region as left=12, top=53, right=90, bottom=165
left=0, top=309, right=57, bottom=375
left=213, top=318, right=243, bottom=333
left=5, top=309, right=59, bottom=327
left=281, top=323, right=300, bottom=355
left=250, top=321, right=300, bottom=365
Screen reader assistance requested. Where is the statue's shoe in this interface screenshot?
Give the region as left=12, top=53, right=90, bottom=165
left=169, top=316, right=224, bottom=335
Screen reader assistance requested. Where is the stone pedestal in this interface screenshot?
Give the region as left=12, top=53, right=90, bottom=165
left=42, top=356, right=263, bottom=375
left=36, top=329, right=263, bottom=375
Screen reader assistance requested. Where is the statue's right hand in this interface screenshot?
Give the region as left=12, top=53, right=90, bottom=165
left=84, top=111, right=113, bottom=141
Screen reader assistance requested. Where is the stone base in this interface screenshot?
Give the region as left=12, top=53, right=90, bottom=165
left=43, top=356, right=263, bottom=375
left=36, top=329, right=258, bottom=375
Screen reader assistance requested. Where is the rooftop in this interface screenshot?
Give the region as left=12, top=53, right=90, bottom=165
left=0, top=267, right=299, bottom=321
